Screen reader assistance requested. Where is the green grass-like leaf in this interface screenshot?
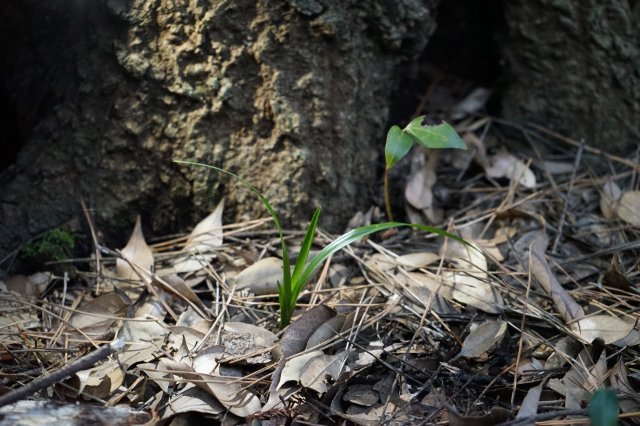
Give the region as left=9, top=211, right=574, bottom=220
left=174, top=160, right=295, bottom=326
left=284, top=207, right=321, bottom=327
left=295, top=222, right=466, bottom=292
left=404, top=116, right=466, bottom=150
left=589, top=389, right=619, bottom=426
left=175, top=159, right=469, bottom=328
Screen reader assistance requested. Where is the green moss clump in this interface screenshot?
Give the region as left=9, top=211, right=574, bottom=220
left=20, top=228, right=75, bottom=272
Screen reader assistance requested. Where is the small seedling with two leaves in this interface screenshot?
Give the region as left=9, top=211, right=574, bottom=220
left=177, top=117, right=468, bottom=328
left=384, top=116, right=466, bottom=221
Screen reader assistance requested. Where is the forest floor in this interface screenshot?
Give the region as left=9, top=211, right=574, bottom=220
left=1, top=115, right=640, bottom=425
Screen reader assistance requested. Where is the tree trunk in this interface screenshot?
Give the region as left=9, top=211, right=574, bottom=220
left=0, top=0, right=438, bottom=258
left=500, top=0, right=640, bottom=152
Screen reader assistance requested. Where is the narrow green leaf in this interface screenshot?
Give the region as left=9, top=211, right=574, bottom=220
left=174, top=160, right=293, bottom=318
left=404, top=116, right=466, bottom=150
left=589, top=389, right=619, bottom=426
left=295, top=222, right=468, bottom=292
left=385, top=125, right=415, bottom=169
left=291, top=207, right=321, bottom=288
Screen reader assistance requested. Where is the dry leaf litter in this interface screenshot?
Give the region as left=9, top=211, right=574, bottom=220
left=1, top=117, right=640, bottom=425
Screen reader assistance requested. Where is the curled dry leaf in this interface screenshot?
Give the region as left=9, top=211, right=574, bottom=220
left=459, top=320, right=507, bottom=358
left=355, top=342, right=384, bottom=369
left=300, top=351, right=349, bottom=394
left=570, top=314, right=636, bottom=345
left=395, top=252, right=440, bottom=269
left=173, top=200, right=224, bottom=273
left=300, top=352, right=349, bottom=394
left=276, top=350, right=323, bottom=391
left=444, top=271, right=504, bottom=313
left=162, top=383, right=225, bottom=419
left=367, top=252, right=439, bottom=273
left=234, top=257, right=282, bottom=295
left=344, top=384, right=379, bottom=407
left=549, top=347, right=607, bottom=405
left=154, top=274, right=209, bottom=319
left=68, top=292, right=129, bottom=336
left=71, top=362, right=124, bottom=399
left=405, top=165, right=436, bottom=210
left=600, top=181, right=622, bottom=219
left=442, top=241, right=504, bottom=314
left=451, top=87, right=492, bottom=120
left=5, top=272, right=52, bottom=297
left=614, top=191, right=640, bottom=227
left=164, top=353, right=261, bottom=417
left=530, top=233, right=584, bottom=323
left=609, top=359, right=640, bottom=415
left=118, top=318, right=168, bottom=368
left=192, top=346, right=224, bottom=374
left=270, top=305, right=336, bottom=398
left=279, top=305, right=336, bottom=359
left=485, top=151, right=536, bottom=188
left=516, top=383, right=543, bottom=419
left=393, top=272, right=458, bottom=315
left=117, top=216, right=154, bottom=281
left=184, top=200, right=224, bottom=252
left=545, top=336, right=582, bottom=370
left=306, top=315, right=347, bottom=350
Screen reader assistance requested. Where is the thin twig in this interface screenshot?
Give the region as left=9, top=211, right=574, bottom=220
left=551, top=142, right=583, bottom=253
left=80, top=199, right=102, bottom=292
left=0, top=338, right=124, bottom=408
left=527, top=123, right=640, bottom=171
left=496, top=408, right=588, bottom=426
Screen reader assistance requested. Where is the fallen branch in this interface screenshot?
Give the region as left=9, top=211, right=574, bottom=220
left=0, top=338, right=124, bottom=408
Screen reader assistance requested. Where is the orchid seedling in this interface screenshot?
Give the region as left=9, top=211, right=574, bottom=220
left=384, top=116, right=467, bottom=221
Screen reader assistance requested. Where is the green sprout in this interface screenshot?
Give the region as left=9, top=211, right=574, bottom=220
left=384, top=116, right=466, bottom=221
left=20, top=228, right=75, bottom=272
left=176, top=159, right=467, bottom=329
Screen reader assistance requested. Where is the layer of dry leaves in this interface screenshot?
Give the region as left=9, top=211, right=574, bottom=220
left=1, top=113, right=640, bottom=425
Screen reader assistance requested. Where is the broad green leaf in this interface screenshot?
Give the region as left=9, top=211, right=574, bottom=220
left=385, top=125, right=415, bottom=169
left=404, top=116, right=466, bottom=150
left=295, top=222, right=468, bottom=292
left=589, top=389, right=619, bottom=426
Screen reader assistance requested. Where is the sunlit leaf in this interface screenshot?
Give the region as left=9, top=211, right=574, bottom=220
left=615, top=191, right=640, bottom=227
left=235, top=257, right=282, bottom=295
left=117, top=216, right=154, bottom=281
left=404, top=116, right=466, bottom=150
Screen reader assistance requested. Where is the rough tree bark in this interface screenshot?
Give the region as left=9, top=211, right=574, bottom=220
left=2, top=0, right=638, bottom=261
left=0, top=0, right=438, bottom=258
left=501, top=0, right=640, bottom=152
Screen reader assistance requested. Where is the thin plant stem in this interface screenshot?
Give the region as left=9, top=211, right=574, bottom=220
left=384, top=168, right=394, bottom=222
